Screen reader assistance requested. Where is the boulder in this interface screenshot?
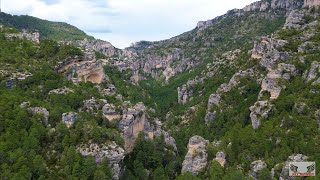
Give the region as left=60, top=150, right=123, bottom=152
left=306, top=61, right=320, bottom=82
left=181, top=136, right=209, bottom=175
left=62, top=112, right=77, bottom=128
left=215, top=151, right=226, bottom=167
left=102, top=103, right=120, bottom=121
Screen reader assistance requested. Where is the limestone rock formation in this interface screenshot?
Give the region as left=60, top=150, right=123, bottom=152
left=304, top=0, right=320, bottom=7
left=55, top=57, right=106, bottom=84
left=83, top=97, right=108, bottom=112
left=205, top=111, right=216, bottom=125
left=102, top=103, right=120, bottom=121
left=78, top=142, right=125, bottom=180
left=215, top=151, right=226, bottom=167
left=177, top=85, right=192, bottom=104
left=305, top=61, right=320, bottom=82
left=250, top=160, right=267, bottom=180
left=283, top=10, right=305, bottom=29
left=249, top=101, right=272, bottom=129
left=118, top=102, right=153, bottom=152
left=66, top=38, right=121, bottom=57
left=279, top=154, right=308, bottom=180
left=5, top=29, right=40, bottom=43
left=153, top=119, right=177, bottom=151
left=181, top=136, right=209, bottom=175
left=27, top=107, right=50, bottom=126
left=62, top=112, right=77, bottom=128
left=49, top=87, right=74, bottom=95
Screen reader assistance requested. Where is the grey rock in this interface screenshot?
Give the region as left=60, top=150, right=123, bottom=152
left=181, top=136, right=209, bottom=175
left=205, top=111, right=216, bottom=125
left=207, top=93, right=221, bottom=109
left=249, top=101, right=272, bottom=129
left=283, top=10, right=305, bottom=29
left=306, top=61, right=320, bottom=82
left=5, top=29, right=40, bottom=43
left=62, top=112, right=77, bottom=128
left=304, top=0, right=320, bottom=7
left=215, top=151, right=226, bottom=167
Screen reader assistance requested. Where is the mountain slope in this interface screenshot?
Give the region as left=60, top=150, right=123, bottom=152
left=1, top=0, right=320, bottom=180
left=0, top=12, right=93, bottom=41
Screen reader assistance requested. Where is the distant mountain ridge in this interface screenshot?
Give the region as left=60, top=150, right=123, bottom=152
left=0, top=12, right=93, bottom=41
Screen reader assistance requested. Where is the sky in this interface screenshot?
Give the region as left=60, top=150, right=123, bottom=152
left=2, top=0, right=257, bottom=48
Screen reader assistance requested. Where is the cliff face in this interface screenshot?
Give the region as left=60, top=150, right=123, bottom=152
left=304, top=0, right=320, bottom=7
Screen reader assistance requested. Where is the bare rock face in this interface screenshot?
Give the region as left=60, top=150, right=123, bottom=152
left=304, top=0, right=320, bottom=7
left=181, top=136, right=209, bottom=175
left=66, top=38, right=121, bottom=57
left=118, top=102, right=151, bottom=153
left=205, top=111, right=216, bottom=125
left=27, top=107, right=50, bottom=126
left=78, top=142, right=125, bottom=180
left=102, top=103, right=120, bottom=121
left=49, top=87, right=74, bottom=95
left=62, top=112, right=77, bottom=128
left=250, top=160, right=267, bottom=180
left=250, top=101, right=272, bottom=129
left=177, top=85, right=192, bottom=104
left=55, top=57, right=106, bottom=84
left=83, top=97, right=108, bottom=112
left=306, top=61, right=320, bottom=82
left=207, top=93, right=221, bottom=109
left=271, top=0, right=304, bottom=10
left=5, top=29, right=40, bottom=43
left=279, top=154, right=308, bottom=180
left=215, top=151, right=226, bottom=167
left=283, top=10, right=305, bottom=29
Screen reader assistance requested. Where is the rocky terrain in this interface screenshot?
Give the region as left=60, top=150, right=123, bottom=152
left=0, top=0, right=320, bottom=179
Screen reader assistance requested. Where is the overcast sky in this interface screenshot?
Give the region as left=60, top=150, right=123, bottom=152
left=2, top=0, right=257, bottom=48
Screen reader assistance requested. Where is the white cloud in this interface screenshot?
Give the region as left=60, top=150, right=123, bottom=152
left=2, top=0, right=257, bottom=48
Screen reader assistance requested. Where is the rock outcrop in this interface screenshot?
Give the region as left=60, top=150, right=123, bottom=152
left=78, top=142, right=125, bottom=180
left=304, top=0, right=320, bottom=7
left=249, top=101, right=273, bottom=129
left=49, top=87, right=74, bottom=95
left=27, top=107, right=50, bottom=126
left=177, top=85, right=192, bottom=104
left=181, top=136, right=209, bottom=175
left=55, top=57, right=106, bottom=84
left=305, top=61, right=320, bottom=82
left=65, top=38, right=121, bottom=57
left=250, top=160, right=267, bottom=180
left=118, top=102, right=152, bottom=152
left=62, top=112, right=77, bottom=128
left=214, top=151, right=226, bottom=167
left=102, top=103, right=120, bottom=121
left=83, top=97, right=108, bottom=112
left=5, top=29, right=40, bottom=43
left=283, top=10, right=305, bottom=29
